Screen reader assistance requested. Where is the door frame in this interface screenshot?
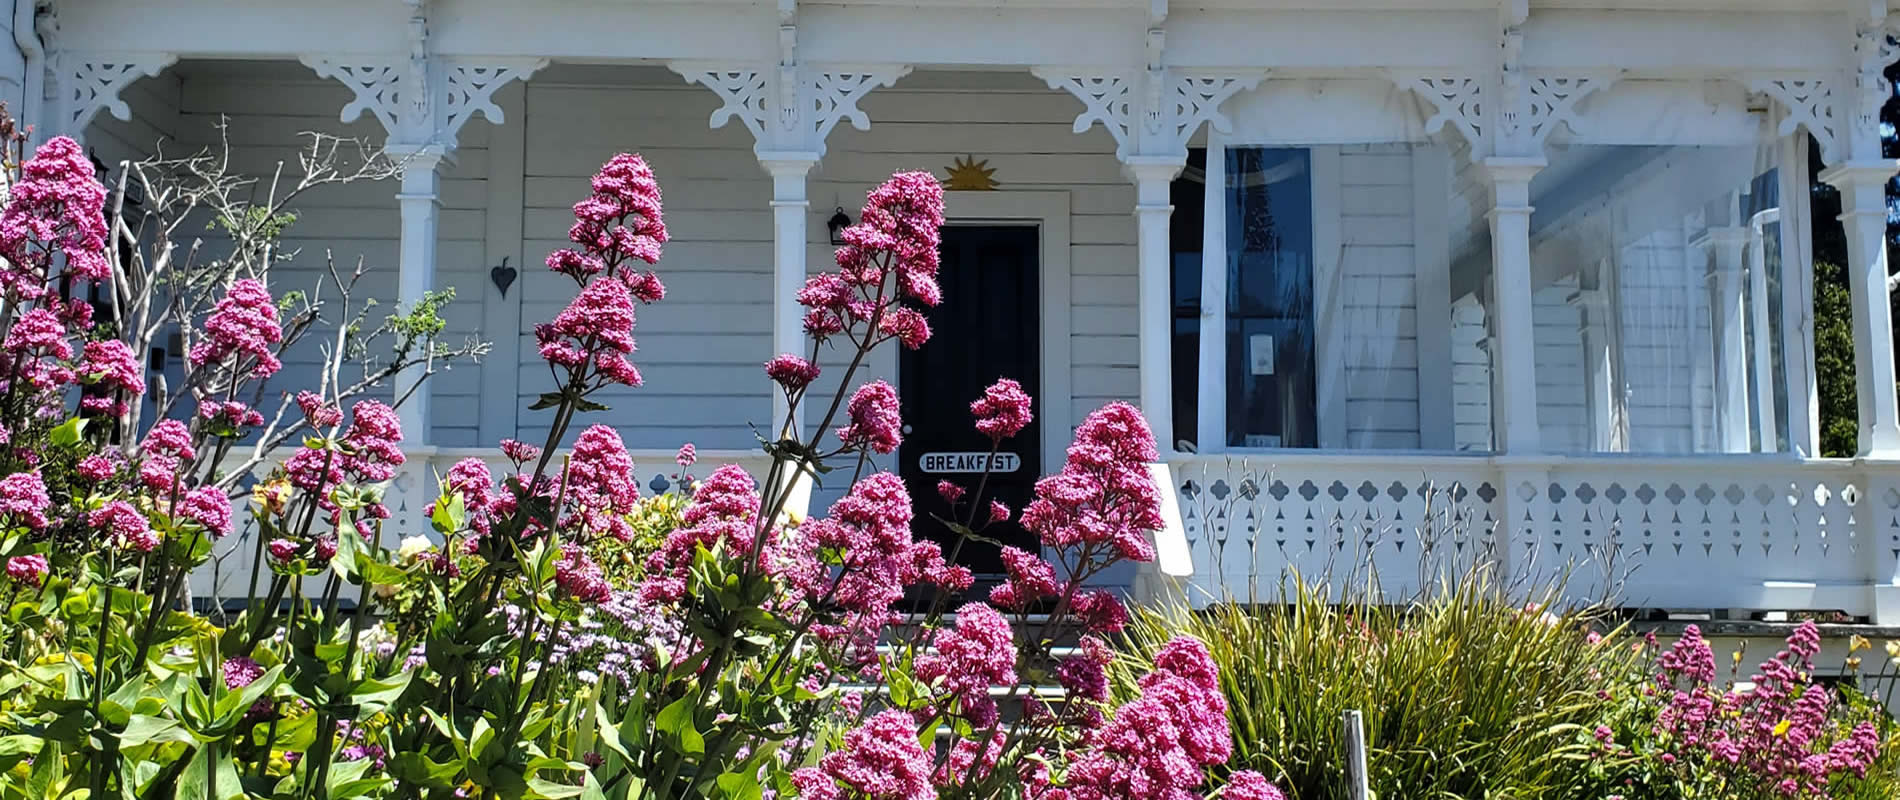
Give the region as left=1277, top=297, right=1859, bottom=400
left=939, top=191, right=1073, bottom=477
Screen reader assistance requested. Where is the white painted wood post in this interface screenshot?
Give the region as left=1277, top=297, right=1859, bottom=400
left=1126, top=155, right=1185, bottom=454
left=1818, top=163, right=1900, bottom=457
left=1481, top=157, right=1544, bottom=454
left=1197, top=138, right=1227, bottom=453
left=1777, top=133, right=1819, bottom=456
left=391, top=147, right=448, bottom=446
left=1702, top=227, right=1752, bottom=452
left=1413, top=145, right=1456, bottom=451
left=1746, top=213, right=1780, bottom=450
left=760, top=154, right=820, bottom=440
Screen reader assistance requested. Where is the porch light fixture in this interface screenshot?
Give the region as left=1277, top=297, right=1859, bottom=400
left=827, top=207, right=853, bottom=245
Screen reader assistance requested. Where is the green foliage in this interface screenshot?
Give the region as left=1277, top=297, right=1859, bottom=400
left=1814, top=259, right=1860, bottom=458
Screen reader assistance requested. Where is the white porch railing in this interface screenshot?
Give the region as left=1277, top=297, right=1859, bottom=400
left=1160, top=453, right=1900, bottom=623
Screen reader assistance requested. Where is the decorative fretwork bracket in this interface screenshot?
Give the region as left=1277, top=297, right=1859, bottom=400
left=1030, top=67, right=1263, bottom=161
left=668, top=62, right=910, bottom=158
left=52, top=52, right=177, bottom=140
left=1746, top=76, right=1840, bottom=164
left=1388, top=70, right=1615, bottom=158
left=300, top=55, right=546, bottom=153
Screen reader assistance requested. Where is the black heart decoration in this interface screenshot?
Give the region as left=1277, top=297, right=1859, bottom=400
left=490, top=257, right=518, bottom=298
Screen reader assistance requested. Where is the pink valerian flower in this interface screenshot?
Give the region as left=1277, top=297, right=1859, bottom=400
left=500, top=438, right=541, bottom=466
left=1069, top=589, right=1128, bottom=634
left=988, top=501, right=1011, bottom=524
left=178, top=486, right=234, bottom=538
left=189, top=279, right=284, bottom=378
left=765, top=354, right=821, bottom=391
left=798, top=173, right=945, bottom=345
left=564, top=425, right=640, bottom=539
left=800, top=473, right=923, bottom=618
left=675, top=443, right=696, bottom=470
left=548, top=153, right=668, bottom=280
left=912, top=541, right=973, bottom=593
left=0, top=137, right=111, bottom=298
left=971, top=378, right=1033, bottom=442
left=1063, top=637, right=1232, bottom=800
left=989, top=546, right=1059, bottom=611
left=138, top=419, right=197, bottom=494
left=554, top=544, right=612, bottom=604
left=878, top=307, right=930, bottom=349
left=340, top=400, right=405, bottom=483
left=915, top=603, right=1017, bottom=728
left=936, top=480, right=964, bottom=506
left=199, top=400, right=264, bottom=432
left=427, top=457, right=497, bottom=536
left=5, top=553, right=47, bottom=585
left=838, top=381, right=901, bottom=455
left=0, top=471, right=50, bottom=529
left=223, top=656, right=265, bottom=689
left=795, top=709, right=935, bottom=800
left=1220, top=772, right=1287, bottom=800
left=4, top=309, right=71, bottom=360
left=77, top=453, right=119, bottom=482
left=934, top=732, right=1006, bottom=790
left=534, top=276, right=643, bottom=388
left=297, top=391, right=343, bottom=429
left=1058, top=636, right=1113, bottom=704
left=1019, top=402, right=1164, bottom=565
left=93, top=501, right=157, bottom=552
left=267, top=538, right=299, bottom=564
left=641, top=464, right=760, bottom=603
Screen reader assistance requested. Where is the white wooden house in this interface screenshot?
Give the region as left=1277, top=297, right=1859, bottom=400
left=16, top=0, right=1900, bottom=620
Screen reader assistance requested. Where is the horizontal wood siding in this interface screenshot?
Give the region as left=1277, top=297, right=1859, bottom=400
left=520, top=77, right=773, bottom=451
left=1334, top=144, right=1420, bottom=449
left=1534, top=281, right=1590, bottom=452
left=1616, top=224, right=1712, bottom=454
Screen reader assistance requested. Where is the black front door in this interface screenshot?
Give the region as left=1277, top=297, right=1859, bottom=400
left=899, top=225, right=1041, bottom=577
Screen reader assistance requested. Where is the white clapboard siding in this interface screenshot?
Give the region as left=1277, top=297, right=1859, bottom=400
left=1532, top=280, right=1590, bottom=452
left=519, top=72, right=773, bottom=451
left=1449, top=297, right=1492, bottom=451
left=1335, top=143, right=1421, bottom=449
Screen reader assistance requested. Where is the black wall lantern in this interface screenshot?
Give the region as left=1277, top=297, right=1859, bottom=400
left=826, top=207, right=852, bottom=246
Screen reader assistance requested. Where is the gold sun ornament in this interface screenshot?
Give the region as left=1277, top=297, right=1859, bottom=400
left=943, top=155, right=999, bottom=191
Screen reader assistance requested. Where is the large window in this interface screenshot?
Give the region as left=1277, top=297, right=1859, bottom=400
left=1171, top=146, right=1319, bottom=450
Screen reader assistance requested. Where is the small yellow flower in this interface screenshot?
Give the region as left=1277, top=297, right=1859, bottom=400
left=1846, top=656, right=1863, bottom=671
left=1885, top=640, right=1900, bottom=660
left=1773, top=719, right=1792, bottom=737
left=1850, top=634, right=1872, bottom=653
left=1732, top=649, right=1745, bottom=667
left=252, top=479, right=292, bottom=515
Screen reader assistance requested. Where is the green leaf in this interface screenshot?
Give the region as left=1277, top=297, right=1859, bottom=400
left=390, top=752, right=463, bottom=789
left=332, top=522, right=364, bottom=583
left=211, top=665, right=282, bottom=731
left=120, top=714, right=197, bottom=747
left=350, top=669, right=414, bottom=714
left=656, top=696, right=705, bottom=755
left=527, top=777, right=591, bottom=799
left=432, top=489, right=468, bottom=534
left=528, top=392, right=567, bottom=411
left=49, top=417, right=86, bottom=448
left=716, top=772, right=765, bottom=800
left=175, top=741, right=244, bottom=800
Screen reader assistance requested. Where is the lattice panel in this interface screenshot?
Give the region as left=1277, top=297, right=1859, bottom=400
left=1174, top=459, right=1500, bottom=602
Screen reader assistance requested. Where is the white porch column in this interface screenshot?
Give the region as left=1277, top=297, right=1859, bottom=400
left=1126, top=156, right=1185, bottom=453
left=760, top=153, right=819, bottom=438
left=390, top=147, right=448, bottom=444
left=1819, top=163, right=1900, bottom=457
left=1482, top=157, right=1545, bottom=454
left=1700, top=227, right=1752, bottom=452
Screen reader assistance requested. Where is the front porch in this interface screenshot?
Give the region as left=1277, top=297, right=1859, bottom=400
left=37, top=0, right=1900, bottom=623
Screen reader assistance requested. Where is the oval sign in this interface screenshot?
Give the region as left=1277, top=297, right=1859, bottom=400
left=919, top=452, right=1020, bottom=474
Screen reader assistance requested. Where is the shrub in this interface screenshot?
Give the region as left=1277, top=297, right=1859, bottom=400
left=1115, top=570, right=1639, bottom=799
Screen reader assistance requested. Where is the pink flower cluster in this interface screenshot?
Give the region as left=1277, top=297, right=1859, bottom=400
left=138, top=418, right=196, bottom=494
left=93, top=500, right=157, bottom=553
left=547, top=152, right=668, bottom=281
left=0, top=471, right=49, bottom=529
left=4, top=553, right=46, bottom=585
left=535, top=276, right=644, bottom=389
left=971, top=378, right=1032, bottom=442
left=1653, top=622, right=1883, bottom=797
left=798, top=172, right=944, bottom=348
left=1020, top=402, right=1164, bottom=565
left=641, top=464, right=761, bottom=603
left=1053, top=637, right=1233, bottom=800
left=283, top=400, right=405, bottom=520
left=189, top=279, right=284, bottom=378
left=0, top=137, right=110, bottom=298
left=838, top=381, right=902, bottom=455
left=563, top=424, right=641, bottom=540
left=915, top=603, right=1017, bottom=728
left=793, top=709, right=935, bottom=800
left=555, top=543, right=611, bottom=604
